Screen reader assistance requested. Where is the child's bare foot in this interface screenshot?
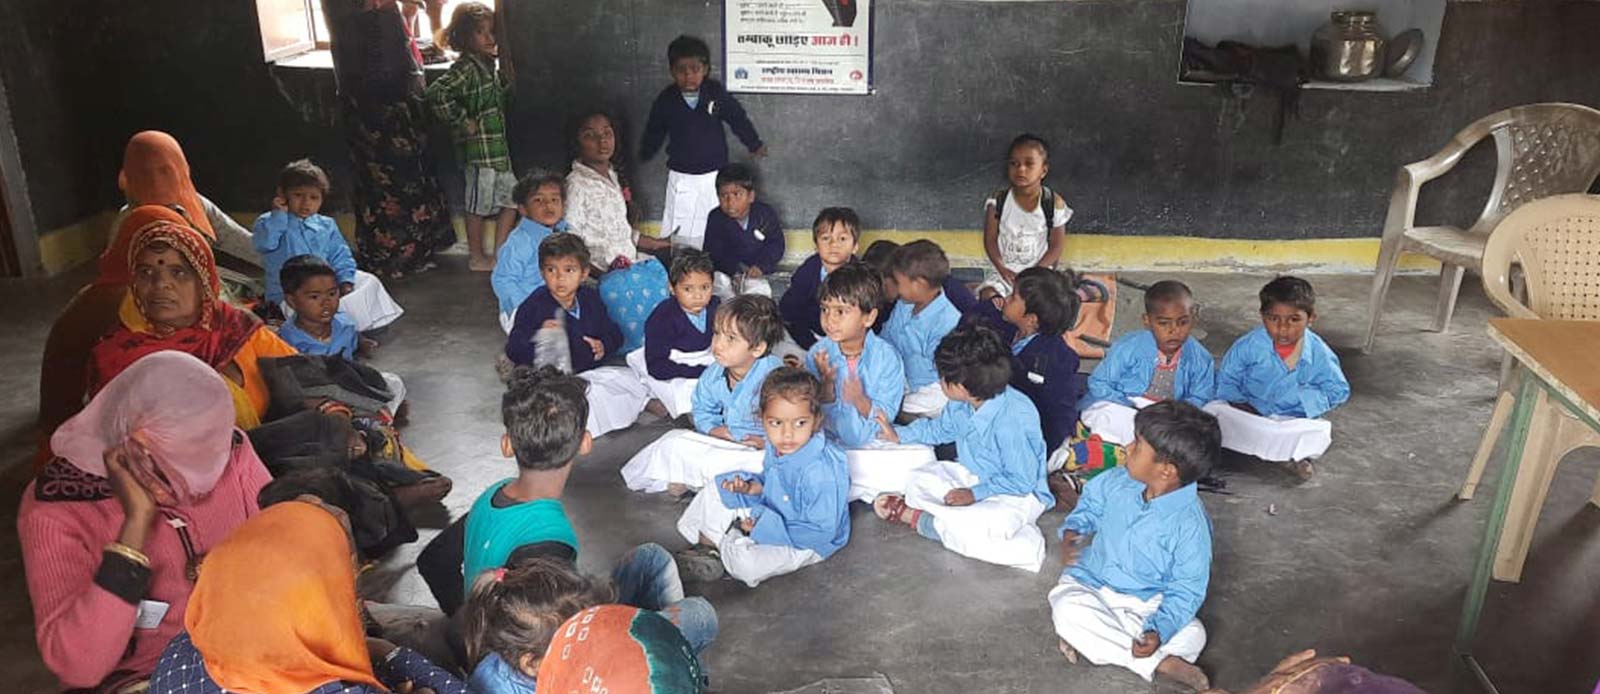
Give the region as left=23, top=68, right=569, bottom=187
left=666, top=482, right=690, bottom=498
left=644, top=399, right=671, bottom=418
left=872, top=494, right=919, bottom=527
left=468, top=254, right=496, bottom=272
left=675, top=545, right=725, bottom=583
left=1155, top=656, right=1209, bottom=691
left=1057, top=639, right=1079, bottom=664
left=1288, top=459, right=1315, bottom=481
left=1048, top=471, right=1082, bottom=513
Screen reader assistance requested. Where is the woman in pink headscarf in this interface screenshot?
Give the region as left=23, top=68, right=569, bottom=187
left=18, top=351, right=271, bottom=693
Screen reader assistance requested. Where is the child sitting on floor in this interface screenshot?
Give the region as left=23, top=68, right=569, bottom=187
left=981, top=133, right=1072, bottom=298
left=872, top=324, right=1053, bottom=572
left=276, top=255, right=406, bottom=416
left=962, top=267, right=1082, bottom=458
left=1081, top=280, right=1215, bottom=446
left=492, top=172, right=569, bottom=333
left=1049, top=400, right=1218, bottom=691
left=252, top=159, right=404, bottom=330
left=1205, top=276, right=1350, bottom=480
left=779, top=207, right=862, bottom=351
left=880, top=240, right=964, bottom=418
left=674, top=367, right=850, bottom=587
left=862, top=239, right=976, bottom=332
left=622, top=294, right=785, bottom=497
left=704, top=163, right=783, bottom=299
left=625, top=250, right=718, bottom=421
left=505, top=234, right=647, bottom=438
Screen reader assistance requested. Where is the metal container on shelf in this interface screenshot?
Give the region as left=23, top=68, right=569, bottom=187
left=1310, top=10, right=1387, bottom=82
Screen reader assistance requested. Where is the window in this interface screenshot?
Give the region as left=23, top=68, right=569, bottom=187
left=258, top=0, right=492, bottom=63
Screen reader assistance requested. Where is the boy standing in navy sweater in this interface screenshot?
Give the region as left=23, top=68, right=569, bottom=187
left=704, top=163, right=784, bottom=299
left=641, top=35, right=767, bottom=251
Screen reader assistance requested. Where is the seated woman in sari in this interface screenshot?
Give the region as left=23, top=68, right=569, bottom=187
left=18, top=351, right=271, bottom=693
left=87, top=212, right=298, bottom=429
left=149, top=500, right=468, bottom=694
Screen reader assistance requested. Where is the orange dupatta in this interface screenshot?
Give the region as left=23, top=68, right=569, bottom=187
left=185, top=502, right=383, bottom=694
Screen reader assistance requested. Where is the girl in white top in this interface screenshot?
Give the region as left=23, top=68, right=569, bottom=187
left=981, top=133, right=1072, bottom=297
left=564, top=111, right=670, bottom=273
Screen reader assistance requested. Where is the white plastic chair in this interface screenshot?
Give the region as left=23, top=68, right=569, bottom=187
left=1456, top=193, right=1600, bottom=582
left=1362, top=103, right=1600, bottom=353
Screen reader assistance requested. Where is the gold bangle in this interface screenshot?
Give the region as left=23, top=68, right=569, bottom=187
left=104, top=542, right=151, bottom=568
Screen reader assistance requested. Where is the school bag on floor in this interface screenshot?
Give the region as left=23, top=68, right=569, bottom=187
left=600, top=256, right=670, bottom=354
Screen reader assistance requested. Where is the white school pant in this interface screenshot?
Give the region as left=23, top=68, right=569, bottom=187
left=901, top=383, right=948, bottom=419
left=282, top=271, right=404, bottom=332
left=1202, top=401, right=1332, bottom=462
left=712, top=272, right=773, bottom=300
left=580, top=366, right=650, bottom=438
left=1079, top=399, right=1151, bottom=446
left=676, top=483, right=822, bottom=587
left=904, top=461, right=1048, bottom=572
left=845, top=442, right=938, bottom=503
left=661, top=170, right=719, bottom=249
left=1048, top=574, right=1207, bottom=681
left=624, top=348, right=701, bottom=419
left=621, top=430, right=765, bottom=493
left=380, top=371, right=406, bottom=415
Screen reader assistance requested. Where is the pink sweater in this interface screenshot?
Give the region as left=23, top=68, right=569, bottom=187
left=18, top=443, right=270, bottom=689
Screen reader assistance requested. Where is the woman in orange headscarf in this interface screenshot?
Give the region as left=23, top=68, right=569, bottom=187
left=148, top=501, right=468, bottom=694
left=113, top=130, right=259, bottom=269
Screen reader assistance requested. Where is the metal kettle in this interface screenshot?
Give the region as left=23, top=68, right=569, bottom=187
left=1310, top=11, right=1387, bottom=81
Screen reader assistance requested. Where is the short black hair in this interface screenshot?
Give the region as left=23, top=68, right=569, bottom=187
left=514, top=170, right=566, bottom=209
left=1144, top=280, right=1194, bottom=315
left=715, top=163, right=755, bottom=193
left=816, top=260, right=883, bottom=313
left=1014, top=267, right=1079, bottom=336
left=812, top=207, right=861, bottom=242
left=1259, top=275, right=1316, bottom=315
left=503, top=366, right=589, bottom=470
left=538, top=233, right=591, bottom=270
left=888, top=240, right=950, bottom=286
left=717, top=294, right=784, bottom=356
left=280, top=254, right=338, bottom=294
left=668, top=248, right=715, bottom=286
left=1134, top=400, right=1221, bottom=485
left=1009, top=133, right=1050, bottom=161
left=667, top=35, right=711, bottom=67
left=444, top=2, right=495, bottom=53
left=860, top=240, right=900, bottom=277
left=759, top=367, right=824, bottom=417
left=933, top=324, right=1012, bottom=400
left=279, top=158, right=330, bottom=193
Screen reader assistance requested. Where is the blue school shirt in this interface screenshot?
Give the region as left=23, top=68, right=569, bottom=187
left=643, top=296, right=719, bottom=381
left=962, top=301, right=1081, bottom=452
left=881, top=292, right=962, bottom=389
left=692, top=355, right=780, bottom=441
left=778, top=254, right=830, bottom=350
left=640, top=78, right=763, bottom=175
left=491, top=218, right=567, bottom=315
left=705, top=201, right=786, bottom=277
left=714, top=434, right=850, bottom=558
left=469, top=653, right=535, bottom=694
left=1059, top=467, right=1212, bottom=644
left=1215, top=326, right=1350, bottom=419
left=252, top=210, right=358, bottom=303
left=277, top=313, right=359, bottom=359
left=805, top=332, right=906, bottom=448
left=895, top=386, right=1052, bottom=506
left=873, top=278, right=977, bottom=335
left=505, top=286, right=623, bottom=373
left=1083, top=331, right=1216, bottom=409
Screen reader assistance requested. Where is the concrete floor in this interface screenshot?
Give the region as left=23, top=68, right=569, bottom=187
left=2, top=260, right=1598, bottom=693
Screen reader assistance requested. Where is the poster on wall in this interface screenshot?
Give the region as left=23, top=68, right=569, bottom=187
left=723, top=0, right=873, bottom=95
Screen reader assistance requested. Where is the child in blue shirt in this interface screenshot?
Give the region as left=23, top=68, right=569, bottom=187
left=779, top=207, right=861, bottom=351
left=880, top=240, right=963, bottom=418
left=625, top=250, right=719, bottom=421
left=1049, top=400, right=1218, bottom=690
left=1205, top=276, right=1350, bottom=479
left=641, top=35, right=767, bottom=250
left=704, top=163, right=784, bottom=299
left=873, top=324, right=1053, bottom=571
left=253, top=159, right=404, bottom=331
left=962, top=267, right=1082, bottom=456
left=505, top=234, right=647, bottom=439
left=492, top=172, right=569, bottom=333
left=674, top=367, right=850, bottom=587
left=1081, top=280, right=1216, bottom=446
left=861, top=240, right=977, bottom=329
left=276, top=255, right=407, bottom=417
left=622, top=294, right=785, bottom=497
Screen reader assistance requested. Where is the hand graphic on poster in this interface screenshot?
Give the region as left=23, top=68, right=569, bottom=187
left=822, top=0, right=856, bottom=27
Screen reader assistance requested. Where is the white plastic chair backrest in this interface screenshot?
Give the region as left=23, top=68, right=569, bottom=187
left=1462, top=103, right=1600, bottom=236
left=1481, top=193, right=1600, bottom=320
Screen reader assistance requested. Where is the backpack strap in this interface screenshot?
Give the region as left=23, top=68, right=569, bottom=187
left=991, top=188, right=1009, bottom=219
left=1041, top=185, right=1056, bottom=228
